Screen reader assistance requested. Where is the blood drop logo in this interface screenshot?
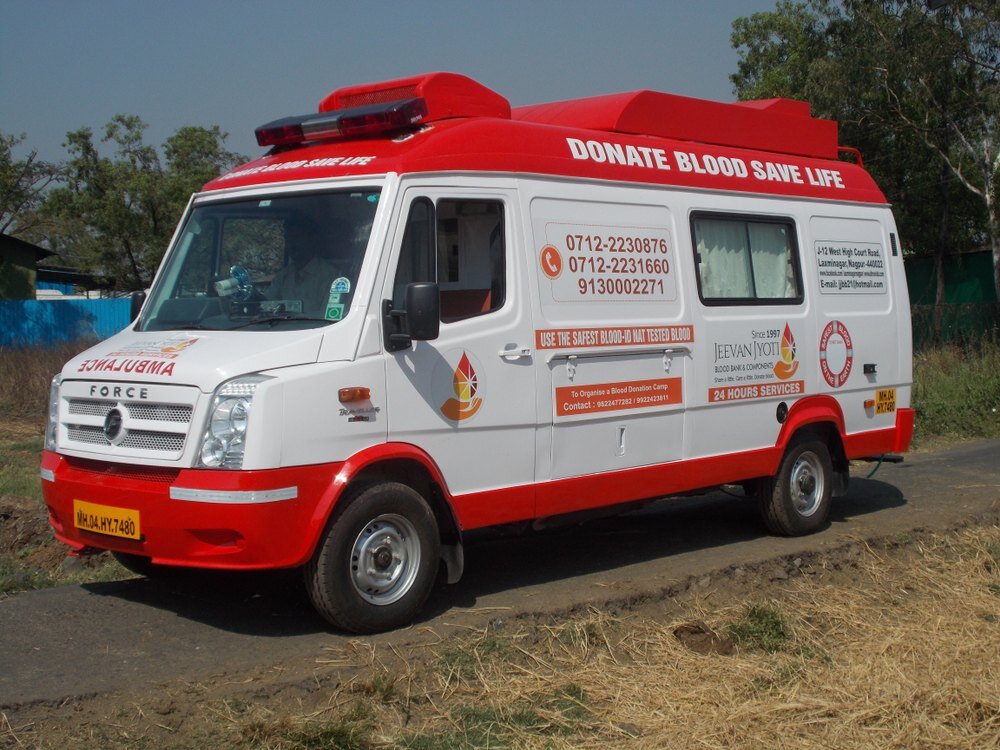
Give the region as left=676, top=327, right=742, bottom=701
left=437, top=350, right=484, bottom=422
left=772, top=323, right=800, bottom=380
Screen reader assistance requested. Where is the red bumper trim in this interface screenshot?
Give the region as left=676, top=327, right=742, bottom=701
left=41, top=451, right=343, bottom=570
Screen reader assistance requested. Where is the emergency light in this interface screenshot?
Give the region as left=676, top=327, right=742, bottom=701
left=255, top=72, right=511, bottom=149
left=255, top=98, right=429, bottom=148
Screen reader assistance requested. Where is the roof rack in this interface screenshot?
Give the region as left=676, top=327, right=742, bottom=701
left=257, top=72, right=839, bottom=160
left=513, top=90, right=838, bottom=159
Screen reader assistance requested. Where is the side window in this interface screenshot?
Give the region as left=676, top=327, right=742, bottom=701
left=392, top=198, right=435, bottom=309
left=392, top=198, right=506, bottom=322
left=692, top=214, right=802, bottom=304
left=173, top=217, right=218, bottom=297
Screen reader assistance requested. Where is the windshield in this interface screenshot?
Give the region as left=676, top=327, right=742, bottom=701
left=138, top=189, right=381, bottom=331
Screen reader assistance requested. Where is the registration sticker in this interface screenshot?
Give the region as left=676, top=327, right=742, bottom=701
left=73, top=500, right=141, bottom=540
left=875, top=388, right=897, bottom=414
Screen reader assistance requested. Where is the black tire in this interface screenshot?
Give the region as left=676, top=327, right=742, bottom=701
left=759, top=438, right=833, bottom=536
left=305, top=482, right=440, bottom=634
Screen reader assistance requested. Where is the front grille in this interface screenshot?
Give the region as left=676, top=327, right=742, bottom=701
left=67, top=399, right=193, bottom=423
left=69, top=399, right=115, bottom=417
left=119, top=430, right=186, bottom=452
left=62, top=388, right=197, bottom=459
left=67, top=425, right=109, bottom=444
left=126, top=404, right=192, bottom=422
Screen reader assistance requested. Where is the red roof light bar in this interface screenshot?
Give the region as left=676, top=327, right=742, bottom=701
left=255, top=98, right=428, bottom=148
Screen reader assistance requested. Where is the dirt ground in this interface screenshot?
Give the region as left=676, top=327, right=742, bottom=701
left=2, top=436, right=999, bottom=748
left=2, top=520, right=998, bottom=749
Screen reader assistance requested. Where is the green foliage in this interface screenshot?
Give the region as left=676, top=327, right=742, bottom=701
left=730, top=0, right=828, bottom=101
left=0, top=131, right=60, bottom=237
left=912, top=338, right=1000, bottom=444
left=730, top=1, right=1000, bottom=300
left=726, top=604, right=792, bottom=653
left=38, top=117, right=245, bottom=290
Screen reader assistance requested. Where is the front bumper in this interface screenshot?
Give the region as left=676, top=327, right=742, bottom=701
left=41, top=451, right=343, bottom=570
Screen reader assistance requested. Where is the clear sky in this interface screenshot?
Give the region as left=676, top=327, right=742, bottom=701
left=1, top=0, right=780, bottom=164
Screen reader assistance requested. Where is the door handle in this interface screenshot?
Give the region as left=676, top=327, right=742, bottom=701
left=499, top=346, right=532, bottom=361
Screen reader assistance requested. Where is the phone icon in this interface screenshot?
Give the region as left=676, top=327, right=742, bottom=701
left=540, top=245, right=562, bottom=280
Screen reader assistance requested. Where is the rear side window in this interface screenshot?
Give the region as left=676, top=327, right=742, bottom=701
left=692, top=213, right=802, bottom=305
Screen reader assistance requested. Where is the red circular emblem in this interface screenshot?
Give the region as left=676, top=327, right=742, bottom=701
left=819, top=320, right=853, bottom=388
left=539, top=244, right=563, bottom=280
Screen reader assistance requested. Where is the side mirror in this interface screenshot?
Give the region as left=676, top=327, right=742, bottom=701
left=129, top=290, right=147, bottom=322
left=405, top=282, right=440, bottom=341
left=383, top=282, right=440, bottom=352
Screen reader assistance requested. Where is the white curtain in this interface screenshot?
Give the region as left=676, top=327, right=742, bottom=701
left=748, top=223, right=796, bottom=298
left=695, top=219, right=752, bottom=298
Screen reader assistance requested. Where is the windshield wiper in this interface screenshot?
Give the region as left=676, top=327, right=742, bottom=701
left=229, top=314, right=333, bottom=330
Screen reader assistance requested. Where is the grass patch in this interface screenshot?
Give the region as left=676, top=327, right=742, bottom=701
left=239, top=707, right=374, bottom=750
left=912, top=338, right=1000, bottom=445
left=0, top=558, right=54, bottom=595
left=0, top=428, right=46, bottom=498
left=437, top=633, right=512, bottom=681
left=725, top=603, right=792, bottom=653
left=401, top=689, right=590, bottom=750
left=0, top=410, right=133, bottom=598
left=0, top=342, right=93, bottom=423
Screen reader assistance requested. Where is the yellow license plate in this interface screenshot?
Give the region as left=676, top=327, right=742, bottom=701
left=73, top=500, right=141, bottom=540
left=875, top=388, right=897, bottom=414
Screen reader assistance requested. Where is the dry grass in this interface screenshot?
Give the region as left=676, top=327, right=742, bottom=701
left=6, top=526, right=998, bottom=749
left=0, top=342, right=92, bottom=423
left=383, top=527, right=1000, bottom=748
left=224, top=527, right=1000, bottom=749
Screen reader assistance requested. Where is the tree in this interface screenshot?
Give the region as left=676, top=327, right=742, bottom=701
left=41, top=116, right=244, bottom=290
left=0, top=131, right=61, bottom=238
left=730, top=0, right=999, bottom=302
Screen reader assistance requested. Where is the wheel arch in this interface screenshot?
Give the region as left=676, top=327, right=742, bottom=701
left=775, top=395, right=849, bottom=492
left=306, top=443, right=464, bottom=581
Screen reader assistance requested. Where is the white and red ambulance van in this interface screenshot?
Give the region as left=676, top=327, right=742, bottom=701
left=41, top=72, right=914, bottom=632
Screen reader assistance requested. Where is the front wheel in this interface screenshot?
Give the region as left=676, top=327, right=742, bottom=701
left=305, top=482, right=440, bottom=633
left=759, top=438, right=833, bottom=536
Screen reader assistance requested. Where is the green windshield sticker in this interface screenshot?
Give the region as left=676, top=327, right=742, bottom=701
left=325, top=304, right=345, bottom=321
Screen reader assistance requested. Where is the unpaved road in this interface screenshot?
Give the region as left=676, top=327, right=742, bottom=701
left=2, top=439, right=998, bottom=709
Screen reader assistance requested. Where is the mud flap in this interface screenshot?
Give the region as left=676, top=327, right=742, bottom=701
left=441, top=542, right=464, bottom=584
left=833, top=467, right=849, bottom=498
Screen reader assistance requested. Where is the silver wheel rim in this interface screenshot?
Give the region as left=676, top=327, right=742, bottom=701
left=790, top=451, right=824, bottom=517
left=349, top=513, right=421, bottom=606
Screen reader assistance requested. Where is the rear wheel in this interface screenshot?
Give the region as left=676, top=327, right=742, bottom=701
left=305, top=482, right=440, bottom=633
left=759, top=437, right=833, bottom=536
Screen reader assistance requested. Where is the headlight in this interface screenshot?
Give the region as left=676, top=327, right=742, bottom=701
left=198, top=375, right=271, bottom=469
left=45, top=374, right=61, bottom=451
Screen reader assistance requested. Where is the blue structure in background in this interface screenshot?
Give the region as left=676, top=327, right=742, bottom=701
left=0, top=298, right=131, bottom=347
left=36, top=280, right=76, bottom=295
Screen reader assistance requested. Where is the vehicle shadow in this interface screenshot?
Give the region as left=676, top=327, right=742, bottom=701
left=423, top=477, right=906, bottom=616
left=82, top=478, right=905, bottom=636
